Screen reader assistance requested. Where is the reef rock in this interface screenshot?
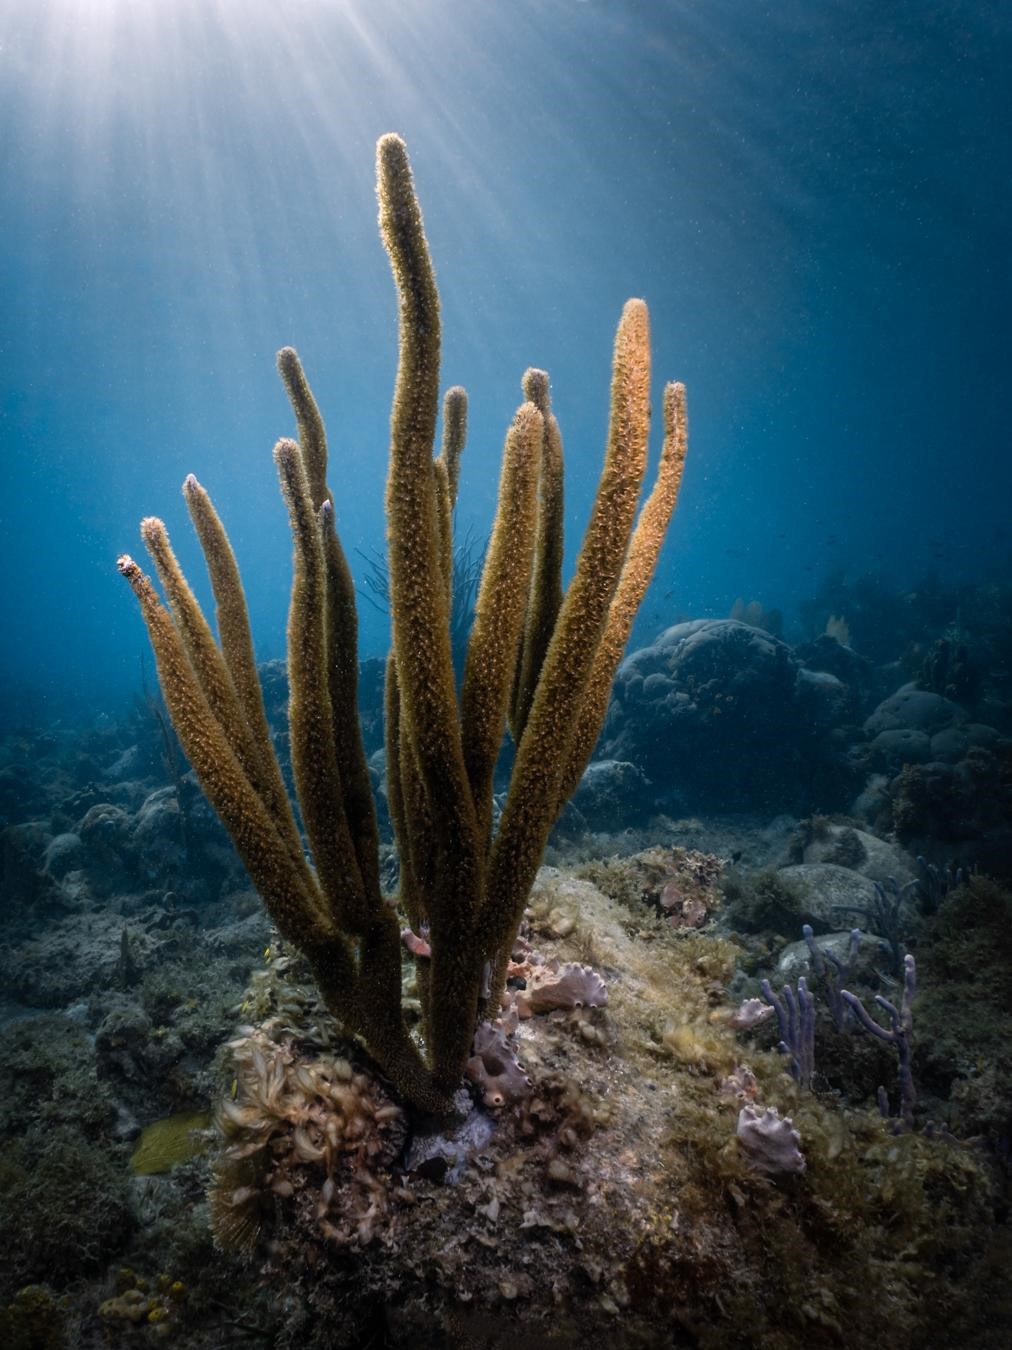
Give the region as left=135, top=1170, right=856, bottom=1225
left=775, top=862, right=880, bottom=931
left=599, top=619, right=846, bottom=811
left=791, top=822, right=916, bottom=887
left=570, top=759, right=653, bottom=831
left=864, top=683, right=965, bottom=737
left=132, top=788, right=187, bottom=883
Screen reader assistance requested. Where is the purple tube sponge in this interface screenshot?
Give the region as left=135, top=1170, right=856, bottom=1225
left=803, top=923, right=861, bottom=1032
left=760, top=976, right=816, bottom=1091
left=841, top=953, right=917, bottom=1128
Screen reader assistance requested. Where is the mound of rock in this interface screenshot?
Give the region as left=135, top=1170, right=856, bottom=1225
left=598, top=620, right=849, bottom=811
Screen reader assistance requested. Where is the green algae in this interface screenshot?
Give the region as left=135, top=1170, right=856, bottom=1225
left=130, top=1111, right=211, bottom=1175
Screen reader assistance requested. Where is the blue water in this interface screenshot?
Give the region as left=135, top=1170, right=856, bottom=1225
left=1, top=0, right=1009, bottom=726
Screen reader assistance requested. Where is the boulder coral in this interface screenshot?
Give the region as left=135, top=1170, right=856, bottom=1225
left=599, top=618, right=843, bottom=810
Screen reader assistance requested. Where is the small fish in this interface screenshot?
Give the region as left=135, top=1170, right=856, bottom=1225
left=263, top=946, right=271, bottom=962
left=230, top=1078, right=238, bottom=1099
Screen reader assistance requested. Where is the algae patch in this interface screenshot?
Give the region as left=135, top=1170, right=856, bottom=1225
left=130, top=1111, right=211, bottom=1175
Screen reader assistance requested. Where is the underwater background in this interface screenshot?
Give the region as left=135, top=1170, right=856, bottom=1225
left=2, top=0, right=1010, bottom=724
left=2, top=2, right=1011, bottom=1348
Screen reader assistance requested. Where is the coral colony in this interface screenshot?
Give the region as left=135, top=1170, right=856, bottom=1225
left=118, top=134, right=687, bottom=1113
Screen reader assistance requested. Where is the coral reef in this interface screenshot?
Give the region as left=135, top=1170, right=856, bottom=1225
left=728, top=596, right=784, bottom=636
left=511, top=958, right=608, bottom=1018
left=98, top=1269, right=187, bottom=1337
left=191, top=869, right=1004, bottom=1349
left=842, top=954, right=918, bottom=1127
left=760, top=974, right=816, bottom=1089
left=2, top=106, right=1009, bottom=1350
left=2, top=694, right=1011, bottom=1346
left=914, top=874, right=1012, bottom=1144
left=0, top=1285, right=68, bottom=1350
left=577, top=844, right=725, bottom=930
left=0, top=1124, right=134, bottom=1291
left=721, top=865, right=805, bottom=937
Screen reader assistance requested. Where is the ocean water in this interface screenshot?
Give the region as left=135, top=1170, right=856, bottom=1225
left=2, top=0, right=1009, bottom=724
left=1, top=3, right=1010, bottom=1347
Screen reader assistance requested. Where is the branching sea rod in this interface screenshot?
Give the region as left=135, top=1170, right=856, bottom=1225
left=117, top=133, right=688, bottom=1111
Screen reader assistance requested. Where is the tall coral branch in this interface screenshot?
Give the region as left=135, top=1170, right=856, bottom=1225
left=377, top=133, right=490, bottom=1089
left=460, top=401, right=542, bottom=845
left=480, top=298, right=654, bottom=989
left=115, top=555, right=332, bottom=948
left=274, top=436, right=368, bottom=933
left=558, top=379, right=688, bottom=801
left=510, top=368, right=565, bottom=744
left=276, top=346, right=381, bottom=904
